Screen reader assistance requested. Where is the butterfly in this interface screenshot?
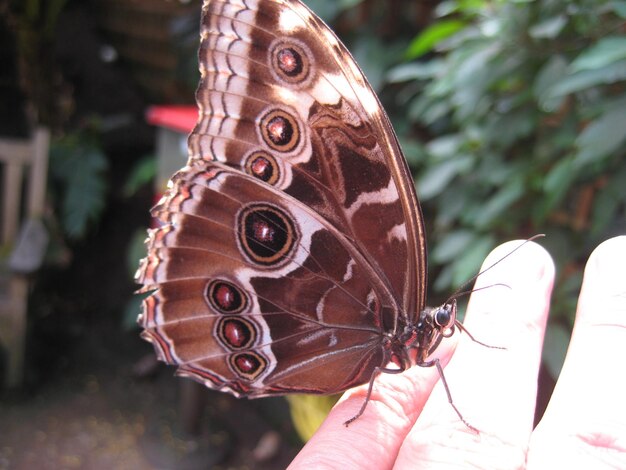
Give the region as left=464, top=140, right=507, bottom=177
left=136, top=0, right=471, bottom=427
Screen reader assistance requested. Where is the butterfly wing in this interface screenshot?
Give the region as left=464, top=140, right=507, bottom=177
left=137, top=0, right=427, bottom=396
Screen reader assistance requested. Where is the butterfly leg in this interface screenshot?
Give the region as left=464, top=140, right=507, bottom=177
left=455, top=321, right=506, bottom=350
left=418, top=358, right=479, bottom=433
left=343, top=365, right=405, bottom=426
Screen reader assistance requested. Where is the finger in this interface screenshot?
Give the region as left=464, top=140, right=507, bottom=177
left=528, top=236, right=626, bottom=469
left=288, top=337, right=458, bottom=470
left=395, top=240, right=554, bottom=469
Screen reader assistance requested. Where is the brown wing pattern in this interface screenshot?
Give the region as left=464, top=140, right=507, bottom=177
left=137, top=0, right=427, bottom=396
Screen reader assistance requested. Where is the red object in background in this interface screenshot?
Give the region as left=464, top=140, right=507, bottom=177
left=146, top=105, right=198, bottom=133
left=146, top=105, right=198, bottom=227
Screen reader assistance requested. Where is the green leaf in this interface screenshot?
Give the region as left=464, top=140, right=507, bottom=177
left=432, top=230, right=477, bottom=263
left=123, top=156, right=156, bottom=197
left=398, top=137, right=427, bottom=166
left=544, top=157, right=575, bottom=193
left=433, top=263, right=455, bottom=292
left=63, top=163, right=107, bottom=238
left=450, top=234, right=495, bottom=287
left=546, top=59, right=626, bottom=97
left=538, top=156, right=578, bottom=221
left=427, top=134, right=463, bottom=159
left=352, top=36, right=404, bottom=91
left=529, top=15, right=567, bottom=39
left=571, top=37, right=626, bottom=72
left=418, top=155, right=473, bottom=200
left=435, top=0, right=485, bottom=17
left=433, top=187, right=468, bottom=226
left=473, top=178, right=525, bottom=229
left=534, top=55, right=568, bottom=112
left=417, top=160, right=461, bottom=200
left=410, top=98, right=451, bottom=125
left=405, top=20, right=466, bottom=59
left=450, top=43, right=501, bottom=120
left=50, top=134, right=108, bottom=239
left=590, top=182, right=620, bottom=237
left=485, top=109, right=535, bottom=147
left=386, top=61, right=442, bottom=83
left=573, top=101, right=626, bottom=166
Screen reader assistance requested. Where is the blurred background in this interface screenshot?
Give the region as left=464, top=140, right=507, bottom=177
left=0, top=0, right=624, bottom=468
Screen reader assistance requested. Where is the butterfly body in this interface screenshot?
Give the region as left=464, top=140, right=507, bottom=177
left=137, top=0, right=454, bottom=409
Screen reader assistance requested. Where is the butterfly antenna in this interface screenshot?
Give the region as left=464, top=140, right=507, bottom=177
left=444, top=234, right=545, bottom=304
left=446, top=283, right=508, bottom=303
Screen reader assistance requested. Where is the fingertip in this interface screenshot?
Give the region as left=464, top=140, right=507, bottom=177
left=584, top=235, right=626, bottom=297
left=529, top=236, right=626, bottom=450
left=289, top=391, right=409, bottom=470
left=416, top=239, right=555, bottom=439
left=464, top=239, right=555, bottom=341
left=574, top=235, right=626, bottom=327
left=478, top=239, right=555, bottom=288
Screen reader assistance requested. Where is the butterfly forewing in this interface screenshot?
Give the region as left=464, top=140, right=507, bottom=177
left=137, top=0, right=428, bottom=397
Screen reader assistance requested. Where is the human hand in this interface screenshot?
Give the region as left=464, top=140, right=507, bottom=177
left=289, top=236, right=626, bottom=469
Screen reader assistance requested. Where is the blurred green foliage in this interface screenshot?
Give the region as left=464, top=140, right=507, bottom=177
left=386, top=0, right=626, bottom=377
left=48, top=128, right=108, bottom=239
left=123, top=155, right=156, bottom=199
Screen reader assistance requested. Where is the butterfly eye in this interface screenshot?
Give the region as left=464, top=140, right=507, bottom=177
left=434, top=307, right=452, bottom=328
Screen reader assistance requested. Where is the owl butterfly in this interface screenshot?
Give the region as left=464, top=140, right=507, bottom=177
left=137, top=0, right=474, bottom=428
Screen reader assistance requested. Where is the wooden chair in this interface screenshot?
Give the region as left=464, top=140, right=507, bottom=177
left=0, top=127, right=50, bottom=387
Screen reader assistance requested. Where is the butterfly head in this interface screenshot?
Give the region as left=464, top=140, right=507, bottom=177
left=432, top=301, right=458, bottom=336
left=402, top=300, right=458, bottom=364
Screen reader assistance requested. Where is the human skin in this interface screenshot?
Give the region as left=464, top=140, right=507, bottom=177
left=288, top=236, right=626, bottom=469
